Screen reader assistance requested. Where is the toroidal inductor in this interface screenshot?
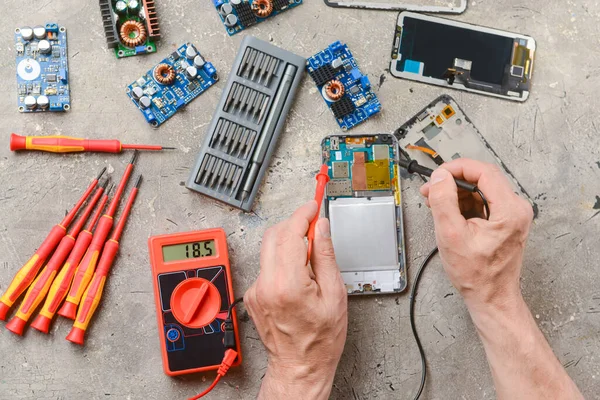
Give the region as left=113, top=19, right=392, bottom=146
left=252, top=0, right=273, bottom=17
left=325, top=80, right=345, bottom=101
left=120, top=20, right=147, bottom=48
left=154, top=64, right=176, bottom=85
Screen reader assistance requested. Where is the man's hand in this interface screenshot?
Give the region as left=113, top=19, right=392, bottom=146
left=244, top=201, right=348, bottom=400
left=420, top=159, right=582, bottom=400
left=419, top=159, right=533, bottom=310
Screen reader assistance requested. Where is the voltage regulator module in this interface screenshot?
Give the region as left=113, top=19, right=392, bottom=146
left=99, top=0, right=160, bottom=58
left=127, top=43, right=218, bottom=127
left=213, top=0, right=303, bottom=36
left=307, top=41, right=381, bottom=131
left=15, top=23, right=70, bottom=113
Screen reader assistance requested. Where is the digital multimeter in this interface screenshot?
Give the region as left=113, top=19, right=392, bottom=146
left=148, top=229, right=242, bottom=376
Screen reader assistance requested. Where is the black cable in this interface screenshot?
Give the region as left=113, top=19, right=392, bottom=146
left=409, top=188, right=490, bottom=400
left=224, top=297, right=244, bottom=350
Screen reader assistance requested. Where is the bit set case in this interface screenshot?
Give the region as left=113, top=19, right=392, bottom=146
left=186, top=36, right=305, bottom=211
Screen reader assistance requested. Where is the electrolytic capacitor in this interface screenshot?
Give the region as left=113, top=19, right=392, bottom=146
left=185, top=66, right=198, bottom=80
left=128, top=0, right=141, bottom=13
left=24, top=96, right=37, bottom=109
left=185, top=45, right=197, bottom=60
left=220, top=3, right=233, bottom=16
left=38, top=40, right=52, bottom=54
left=20, top=26, right=34, bottom=41
left=33, top=26, right=46, bottom=40
left=36, top=95, right=49, bottom=109
left=224, top=14, right=239, bottom=28
left=139, top=96, right=151, bottom=109
left=115, top=0, right=128, bottom=14
left=132, top=86, right=144, bottom=100
left=193, top=55, right=205, bottom=69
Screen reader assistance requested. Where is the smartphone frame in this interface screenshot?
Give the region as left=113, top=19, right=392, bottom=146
left=322, top=134, right=408, bottom=295
left=324, top=0, right=466, bottom=13
left=390, top=12, right=536, bottom=102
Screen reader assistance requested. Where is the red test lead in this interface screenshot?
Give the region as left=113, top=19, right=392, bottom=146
left=307, top=164, right=330, bottom=262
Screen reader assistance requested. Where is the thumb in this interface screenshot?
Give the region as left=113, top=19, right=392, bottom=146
left=428, top=168, right=467, bottom=234
left=311, top=218, right=341, bottom=289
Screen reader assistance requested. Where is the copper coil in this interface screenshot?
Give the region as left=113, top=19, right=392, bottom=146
left=154, top=64, right=176, bottom=85
left=120, top=20, right=147, bottom=48
left=252, top=0, right=273, bottom=17
left=325, top=80, right=345, bottom=101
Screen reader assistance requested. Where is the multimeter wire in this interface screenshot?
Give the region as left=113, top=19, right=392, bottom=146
left=227, top=297, right=244, bottom=320
left=408, top=183, right=490, bottom=400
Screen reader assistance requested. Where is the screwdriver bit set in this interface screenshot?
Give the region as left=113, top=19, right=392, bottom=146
left=187, top=36, right=305, bottom=211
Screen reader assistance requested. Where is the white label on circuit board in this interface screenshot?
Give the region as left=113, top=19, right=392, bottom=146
left=335, top=151, right=342, bottom=161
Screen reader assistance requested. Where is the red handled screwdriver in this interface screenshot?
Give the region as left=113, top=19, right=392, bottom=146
left=5, top=181, right=108, bottom=335
left=30, top=186, right=112, bottom=334
left=0, top=168, right=105, bottom=321
left=307, top=165, right=330, bottom=262
left=66, top=175, right=142, bottom=345
left=58, top=152, right=138, bottom=319
left=10, top=133, right=175, bottom=154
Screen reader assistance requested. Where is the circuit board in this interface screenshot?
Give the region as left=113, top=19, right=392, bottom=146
left=323, top=135, right=399, bottom=202
left=307, top=41, right=381, bottom=131
left=127, top=43, right=218, bottom=127
left=99, top=0, right=160, bottom=58
left=213, top=0, right=303, bottom=36
left=15, top=23, right=70, bottom=113
left=321, top=134, right=406, bottom=295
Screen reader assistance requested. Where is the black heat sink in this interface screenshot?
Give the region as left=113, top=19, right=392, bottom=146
left=330, top=96, right=355, bottom=119
left=234, top=2, right=257, bottom=27
left=309, top=64, right=337, bottom=87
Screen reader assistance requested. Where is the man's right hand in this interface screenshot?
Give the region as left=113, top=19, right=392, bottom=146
left=420, top=159, right=583, bottom=400
left=419, top=159, right=534, bottom=310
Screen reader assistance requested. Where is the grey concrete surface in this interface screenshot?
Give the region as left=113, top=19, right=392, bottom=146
left=0, top=0, right=599, bottom=399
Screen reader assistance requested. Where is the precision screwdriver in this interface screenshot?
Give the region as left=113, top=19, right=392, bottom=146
left=31, top=186, right=112, bottom=334
left=5, top=182, right=107, bottom=335
left=10, top=133, right=175, bottom=154
left=66, top=175, right=142, bottom=346
left=58, top=152, right=138, bottom=320
left=0, top=168, right=105, bottom=321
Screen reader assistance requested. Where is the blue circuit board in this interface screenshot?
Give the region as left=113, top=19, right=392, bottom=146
left=15, top=23, right=70, bottom=113
left=127, top=43, right=218, bottom=127
left=307, top=41, right=381, bottom=131
left=213, top=0, right=303, bottom=36
left=323, top=136, right=397, bottom=200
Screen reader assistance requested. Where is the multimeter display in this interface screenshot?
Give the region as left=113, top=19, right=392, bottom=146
left=162, top=240, right=216, bottom=262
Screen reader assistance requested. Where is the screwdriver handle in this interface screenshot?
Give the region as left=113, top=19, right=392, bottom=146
left=5, top=235, right=77, bottom=335
left=0, top=224, right=66, bottom=320
left=399, top=159, right=477, bottom=193
left=11, top=134, right=122, bottom=153
left=307, top=165, right=330, bottom=262
left=30, top=230, right=94, bottom=334
left=58, top=215, right=113, bottom=320
left=66, top=180, right=140, bottom=345
left=66, top=240, right=119, bottom=345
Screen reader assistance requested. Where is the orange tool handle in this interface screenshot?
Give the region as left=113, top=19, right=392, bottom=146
left=11, top=134, right=122, bottom=153
left=107, top=152, right=137, bottom=217
left=65, top=241, right=117, bottom=345
left=0, top=224, right=66, bottom=320
left=68, top=185, right=106, bottom=238
left=67, top=179, right=140, bottom=345
left=58, top=215, right=113, bottom=320
left=32, top=189, right=111, bottom=331
left=306, top=165, right=330, bottom=262
left=30, top=230, right=93, bottom=333
left=5, top=234, right=77, bottom=335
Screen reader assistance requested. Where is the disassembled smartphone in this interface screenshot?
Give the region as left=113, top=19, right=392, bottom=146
left=322, top=134, right=407, bottom=295
left=390, top=12, right=536, bottom=102
left=395, top=95, right=537, bottom=215
left=324, top=0, right=466, bottom=13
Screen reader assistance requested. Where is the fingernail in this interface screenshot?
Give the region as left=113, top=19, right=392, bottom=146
left=430, top=168, right=450, bottom=185
left=317, top=218, right=331, bottom=239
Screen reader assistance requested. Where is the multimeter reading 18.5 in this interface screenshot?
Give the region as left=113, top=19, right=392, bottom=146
left=162, top=240, right=216, bottom=262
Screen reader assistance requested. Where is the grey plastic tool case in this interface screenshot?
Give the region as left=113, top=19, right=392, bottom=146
left=186, top=36, right=305, bottom=211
